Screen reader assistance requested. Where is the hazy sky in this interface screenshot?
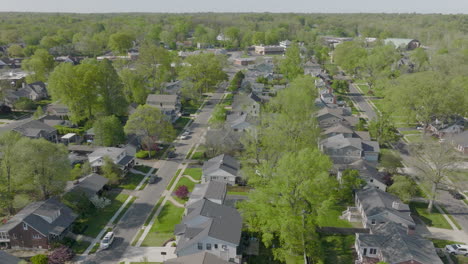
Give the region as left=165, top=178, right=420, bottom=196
left=0, top=0, right=467, bottom=14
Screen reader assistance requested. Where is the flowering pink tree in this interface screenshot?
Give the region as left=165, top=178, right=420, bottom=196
left=48, top=246, right=74, bottom=264
left=175, top=185, right=189, bottom=199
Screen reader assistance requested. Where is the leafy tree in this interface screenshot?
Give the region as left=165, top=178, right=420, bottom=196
left=333, top=41, right=367, bottom=75
left=239, top=148, right=334, bottom=263
left=175, top=185, right=189, bottom=199
left=48, top=246, right=74, bottom=264
left=279, top=43, right=303, bottom=80
left=359, top=44, right=399, bottom=89
left=108, top=32, right=133, bottom=54
left=179, top=53, right=228, bottom=98
left=7, top=44, right=24, bottom=57
left=368, top=113, right=400, bottom=145
left=13, top=97, right=36, bottom=110
left=119, top=68, right=148, bottom=105
left=410, top=47, right=429, bottom=72
left=410, top=140, right=459, bottom=212
left=209, top=104, right=227, bottom=128
left=0, top=131, right=22, bottom=214
left=388, top=175, right=417, bottom=202
left=30, top=254, right=48, bottom=264
left=95, top=59, right=128, bottom=116
left=33, top=106, right=44, bottom=119
left=124, top=105, right=175, bottom=158
left=331, top=80, right=349, bottom=94
left=15, top=138, right=70, bottom=199
left=22, top=48, right=55, bottom=83
left=101, top=156, right=121, bottom=185
left=136, top=42, right=172, bottom=91
left=337, top=169, right=365, bottom=203
left=229, top=71, right=245, bottom=92
left=93, top=115, right=126, bottom=147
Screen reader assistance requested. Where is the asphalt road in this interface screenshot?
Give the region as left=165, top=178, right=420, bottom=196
left=348, top=82, right=377, bottom=121
left=81, top=90, right=225, bottom=264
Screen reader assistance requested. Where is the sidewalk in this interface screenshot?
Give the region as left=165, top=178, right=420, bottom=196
left=120, top=246, right=176, bottom=263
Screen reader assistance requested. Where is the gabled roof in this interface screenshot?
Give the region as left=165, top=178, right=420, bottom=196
left=322, top=123, right=354, bottom=136
left=202, top=154, right=239, bottom=178
left=358, top=222, right=443, bottom=264
left=188, top=181, right=227, bottom=205
left=356, top=188, right=414, bottom=226
left=321, top=134, right=362, bottom=151
left=146, top=94, right=179, bottom=110
left=12, top=119, right=56, bottom=137
left=165, top=252, right=231, bottom=264
left=70, top=173, right=109, bottom=198
left=176, top=199, right=242, bottom=252
left=88, top=147, right=126, bottom=162
left=362, top=141, right=380, bottom=153
left=0, top=198, right=77, bottom=236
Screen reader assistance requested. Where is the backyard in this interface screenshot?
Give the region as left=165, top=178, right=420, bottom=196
left=321, top=234, right=356, bottom=264
left=141, top=203, right=184, bottom=247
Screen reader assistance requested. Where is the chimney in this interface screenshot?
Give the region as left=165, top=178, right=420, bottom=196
left=392, top=201, right=400, bottom=210
left=333, top=95, right=337, bottom=104
left=22, top=82, right=26, bottom=89
left=407, top=225, right=415, bottom=236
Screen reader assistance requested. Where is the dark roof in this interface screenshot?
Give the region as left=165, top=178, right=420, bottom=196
left=12, top=119, right=56, bottom=138
left=70, top=173, right=109, bottom=198
left=248, top=92, right=263, bottom=103
left=356, top=188, right=414, bottom=227
left=0, top=198, right=76, bottom=236
left=117, top=155, right=135, bottom=167
left=358, top=222, right=443, bottom=264
left=0, top=250, right=22, bottom=264
left=203, top=154, right=239, bottom=178
left=165, top=252, right=231, bottom=264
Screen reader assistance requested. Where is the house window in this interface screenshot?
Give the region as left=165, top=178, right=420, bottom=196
left=206, top=243, right=212, bottom=250
left=23, top=223, right=28, bottom=230
left=12, top=234, right=17, bottom=239
left=222, top=245, right=228, bottom=250
left=371, top=219, right=376, bottom=225
left=370, top=248, right=377, bottom=254
left=197, top=243, right=203, bottom=250
left=214, top=244, right=218, bottom=249
left=32, top=234, right=41, bottom=239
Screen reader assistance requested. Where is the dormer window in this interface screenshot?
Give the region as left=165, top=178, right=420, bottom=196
left=23, top=223, right=28, bottom=230
left=371, top=219, right=376, bottom=225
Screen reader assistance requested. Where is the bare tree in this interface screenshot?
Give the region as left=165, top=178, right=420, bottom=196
left=409, top=138, right=458, bottom=212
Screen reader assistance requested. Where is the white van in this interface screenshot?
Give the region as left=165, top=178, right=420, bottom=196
left=445, top=244, right=468, bottom=256
left=100, top=232, right=115, bottom=250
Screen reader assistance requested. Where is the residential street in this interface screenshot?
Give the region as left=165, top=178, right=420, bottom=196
left=348, top=82, right=377, bottom=120
left=80, top=90, right=225, bottom=264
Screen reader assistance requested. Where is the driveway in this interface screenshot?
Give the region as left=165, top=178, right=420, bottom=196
left=80, top=90, right=225, bottom=264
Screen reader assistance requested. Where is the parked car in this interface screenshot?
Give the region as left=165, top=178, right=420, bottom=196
left=149, top=175, right=161, bottom=184
left=180, top=131, right=190, bottom=140
left=100, top=232, right=115, bottom=250
left=167, top=151, right=177, bottom=159
left=445, top=244, right=468, bottom=256
left=449, top=189, right=464, bottom=200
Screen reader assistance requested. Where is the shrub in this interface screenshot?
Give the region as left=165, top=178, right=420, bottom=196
left=30, top=254, right=48, bottom=264
left=48, top=246, right=74, bottom=264
left=13, top=97, right=36, bottom=110
left=54, top=125, right=85, bottom=136
left=175, top=185, right=189, bottom=199
left=136, top=150, right=156, bottom=159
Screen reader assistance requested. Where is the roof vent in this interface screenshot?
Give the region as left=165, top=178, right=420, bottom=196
left=392, top=201, right=400, bottom=210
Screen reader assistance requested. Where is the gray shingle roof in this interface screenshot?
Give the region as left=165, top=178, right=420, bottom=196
left=165, top=252, right=232, bottom=264
left=176, top=199, right=242, bottom=253
left=70, top=173, right=109, bottom=198
left=188, top=181, right=227, bottom=205
left=146, top=94, right=179, bottom=110
left=0, top=198, right=77, bottom=236
left=356, top=188, right=414, bottom=227
left=321, top=134, right=363, bottom=150
left=358, top=222, right=443, bottom=264
left=12, top=119, right=56, bottom=138
left=322, top=123, right=354, bottom=135
left=202, top=154, right=239, bottom=178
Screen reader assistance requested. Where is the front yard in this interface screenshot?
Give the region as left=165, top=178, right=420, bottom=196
left=141, top=203, right=184, bottom=247
left=183, top=168, right=202, bottom=181
left=410, top=202, right=452, bottom=229
left=118, top=172, right=145, bottom=190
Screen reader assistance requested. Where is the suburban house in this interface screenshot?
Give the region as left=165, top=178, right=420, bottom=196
left=174, top=199, right=242, bottom=263
left=202, top=154, right=240, bottom=185
left=226, top=112, right=257, bottom=133
left=0, top=198, right=77, bottom=249
left=320, top=134, right=380, bottom=163
left=69, top=173, right=109, bottom=199
left=342, top=188, right=415, bottom=230
left=316, top=107, right=357, bottom=129
left=449, top=130, right=468, bottom=154
left=335, top=160, right=388, bottom=191
left=0, top=250, right=22, bottom=263
left=12, top=119, right=57, bottom=142
left=5, top=81, right=48, bottom=106
left=427, top=117, right=465, bottom=138
left=47, top=102, right=69, bottom=118
left=355, top=222, right=442, bottom=264
left=254, top=45, right=285, bottom=55
left=38, top=115, right=72, bottom=128
left=165, top=251, right=232, bottom=264
left=146, top=94, right=181, bottom=123
left=384, top=38, right=421, bottom=50
left=234, top=57, right=256, bottom=66
left=322, top=123, right=354, bottom=138
left=187, top=181, right=227, bottom=206
left=279, top=40, right=292, bottom=49
left=88, top=147, right=135, bottom=172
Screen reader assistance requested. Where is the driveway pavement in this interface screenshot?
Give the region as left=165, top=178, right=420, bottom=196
left=80, top=90, right=225, bottom=264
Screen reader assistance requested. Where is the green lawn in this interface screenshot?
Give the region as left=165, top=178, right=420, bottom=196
left=76, top=192, right=130, bottom=237
left=60, top=237, right=90, bottom=254
left=145, top=196, right=165, bottom=226
left=410, top=202, right=452, bottom=229
left=317, top=206, right=353, bottom=228
left=119, top=173, right=145, bottom=190
left=134, top=165, right=152, bottom=174
left=405, top=134, right=424, bottom=143
left=227, top=185, right=252, bottom=196
left=166, top=169, right=182, bottom=191
left=440, top=206, right=463, bottom=230
left=321, top=235, right=356, bottom=264
left=175, top=176, right=196, bottom=192
left=183, top=168, right=202, bottom=181
left=400, top=130, right=421, bottom=135
left=191, top=151, right=206, bottom=160
left=141, top=203, right=184, bottom=247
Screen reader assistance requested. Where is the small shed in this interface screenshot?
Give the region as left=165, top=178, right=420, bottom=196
left=61, top=133, right=78, bottom=145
